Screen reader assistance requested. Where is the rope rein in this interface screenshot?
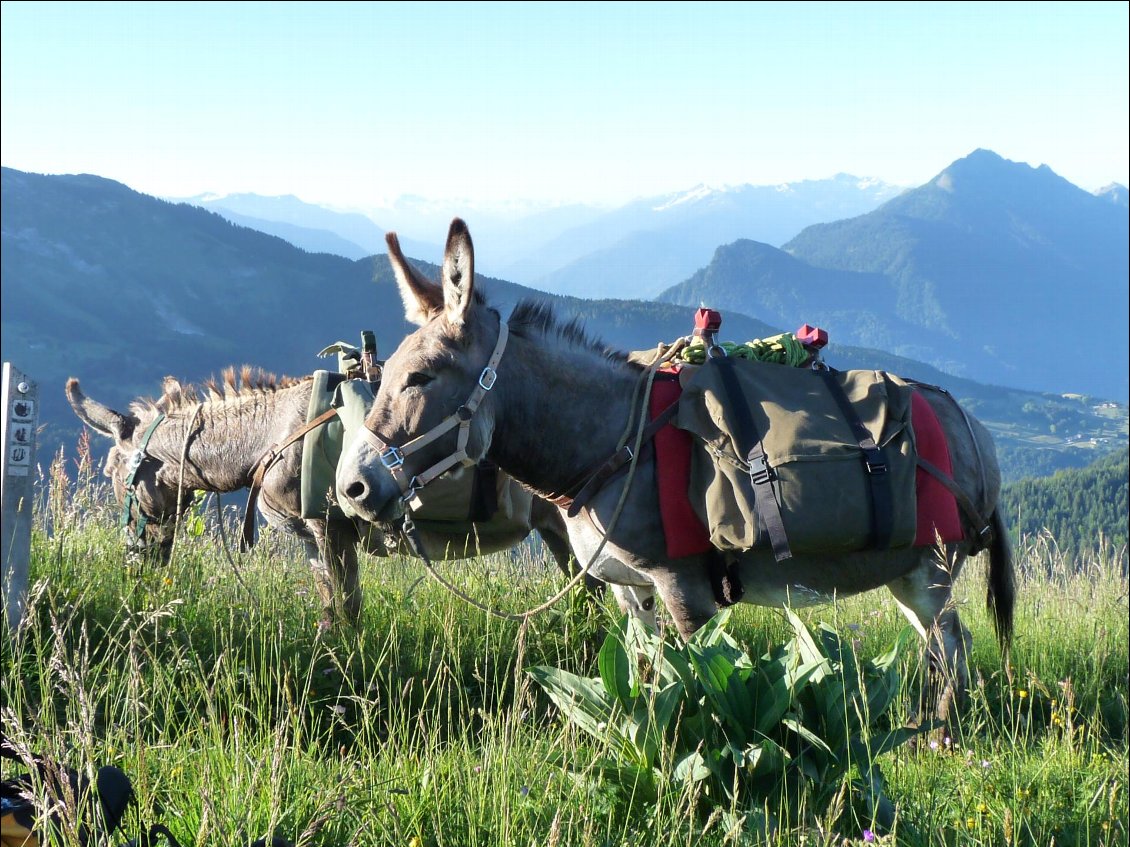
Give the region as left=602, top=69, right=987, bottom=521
left=405, top=343, right=682, bottom=622
left=163, top=403, right=262, bottom=611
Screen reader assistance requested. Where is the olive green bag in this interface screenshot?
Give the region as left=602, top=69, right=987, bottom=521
left=300, top=371, right=536, bottom=553
left=674, top=359, right=919, bottom=555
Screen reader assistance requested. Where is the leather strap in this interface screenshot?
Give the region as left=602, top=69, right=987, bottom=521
left=241, top=407, right=339, bottom=550
left=561, top=397, right=681, bottom=517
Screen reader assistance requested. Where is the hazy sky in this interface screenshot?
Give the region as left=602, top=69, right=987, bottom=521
left=2, top=1, right=1126, bottom=212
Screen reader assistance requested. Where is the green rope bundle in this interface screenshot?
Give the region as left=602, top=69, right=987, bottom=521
left=679, top=333, right=811, bottom=367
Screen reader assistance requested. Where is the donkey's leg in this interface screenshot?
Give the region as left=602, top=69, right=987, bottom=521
left=648, top=563, right=720, bottom=640
left=323, top=521, right=363, bottom=625
left=531, top=501, right=605, bottom=597
left=304, top=520, right=363, bottom=627
left=887, top=544, right=972, bottom=729
left=303, top=532, right=339, bottom=626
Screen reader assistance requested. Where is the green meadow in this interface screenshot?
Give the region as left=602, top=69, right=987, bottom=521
left=2, top=453, right=1126, bottom=847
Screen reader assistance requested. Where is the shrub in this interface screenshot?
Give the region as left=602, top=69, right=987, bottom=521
left=528, top=609, right=928, bottom=837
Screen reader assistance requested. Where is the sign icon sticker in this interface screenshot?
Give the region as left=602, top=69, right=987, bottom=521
left=11, top=399, right=35, bottom=421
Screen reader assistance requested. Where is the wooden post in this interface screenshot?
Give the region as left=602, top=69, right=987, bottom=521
left=2, top=362, right=37, bottom=630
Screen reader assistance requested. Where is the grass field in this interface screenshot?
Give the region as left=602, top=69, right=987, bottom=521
left=1, top=461, right=1127, bottom=846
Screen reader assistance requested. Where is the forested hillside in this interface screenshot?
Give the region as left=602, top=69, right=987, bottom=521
left=1002, top=448, right=1129, bottom=556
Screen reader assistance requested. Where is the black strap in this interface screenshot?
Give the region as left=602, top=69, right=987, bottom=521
left=710, top=357, right=792, bottom=561
left=916, top=456, right=994, bottom=553
left=817, top=370, right=894, bottom=550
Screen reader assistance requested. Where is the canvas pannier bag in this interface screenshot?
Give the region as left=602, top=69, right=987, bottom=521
left=674, top=358, right=919, bottom=555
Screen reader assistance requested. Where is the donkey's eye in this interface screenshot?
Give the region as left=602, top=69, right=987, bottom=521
left=404, top=371, right=434, bottom=389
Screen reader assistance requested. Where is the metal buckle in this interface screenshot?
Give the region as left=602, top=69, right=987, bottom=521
left=380, top=446, right=404, bottom=469
left=478, top=367, right=497, bottom=390
left=865, top=458, right=888, bottom=475
left=127, top=449, right=145, bottom=472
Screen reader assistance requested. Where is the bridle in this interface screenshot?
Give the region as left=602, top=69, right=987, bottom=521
left=119, top=413, right=167, bottom=553
left=359, top=318, right=509, bottom=510
left=118, top=405, right=203, bottom=555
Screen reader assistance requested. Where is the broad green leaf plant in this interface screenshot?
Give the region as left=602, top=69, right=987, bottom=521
left=528, top=609, right=930, bottom=836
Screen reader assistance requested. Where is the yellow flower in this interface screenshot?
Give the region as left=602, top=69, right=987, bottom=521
left=1018, top=689, right=1028, bottom=699
left=408, top=838, right=422, bottom=847
left=966, top=817, right=976, bottom=829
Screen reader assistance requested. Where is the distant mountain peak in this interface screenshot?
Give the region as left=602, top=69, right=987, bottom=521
left=651, top=184, right=721, bottom=212
left=1097, top=183, right=1128, bottom=208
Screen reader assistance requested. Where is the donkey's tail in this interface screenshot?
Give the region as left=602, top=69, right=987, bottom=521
left=986, top=508, right=1016, bottom=655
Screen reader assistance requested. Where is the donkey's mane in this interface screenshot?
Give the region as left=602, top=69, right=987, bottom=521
left=131, top=366, right=309, bottom=416
left=508, top=299, right=630, bottom=364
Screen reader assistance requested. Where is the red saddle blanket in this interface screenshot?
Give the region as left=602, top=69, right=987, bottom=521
left=649, top=372, right=963, bottom=558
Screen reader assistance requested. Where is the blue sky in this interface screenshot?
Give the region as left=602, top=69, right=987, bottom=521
left=2, top=1, right=1126, bottom=211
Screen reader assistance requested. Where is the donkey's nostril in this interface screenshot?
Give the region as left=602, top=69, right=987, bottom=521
left=344, top=480, right=367, bottom=501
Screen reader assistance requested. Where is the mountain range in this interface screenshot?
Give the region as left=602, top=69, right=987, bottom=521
left=2, top=160, right=1126, bottom=483
left=659, top=150, right=1129, bottom=401
left=176, top=151, right=1128, bottom=401
left=176, top=175, right=905, bottom=297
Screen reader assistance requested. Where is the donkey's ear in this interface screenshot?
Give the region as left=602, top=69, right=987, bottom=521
left=441, top=218, right=475, bottom=328
left=386, top=232, right=443, bottom=326
left=66, top=378, right=136, bottom=442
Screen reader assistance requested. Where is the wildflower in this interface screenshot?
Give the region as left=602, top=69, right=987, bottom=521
left=862, top=830, right=875, bottom=843
left=966, top=817, right=976, bottom=829
left=1017, top=689, right=1028, bottom=699
left=331, top=705, right=346, bottom=716
left=981, top=760, right=991, bottom=769
left=473, top=766, right=482, bottom=773
left=929, top=740, right=940, bottom=751
left=977, top=803, right=988, bottom=813
left=519, top=785, right=530, bottom=797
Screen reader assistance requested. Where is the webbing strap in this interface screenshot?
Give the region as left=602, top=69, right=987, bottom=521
left=364, top=319, right=509, bottom=508
left=563, top=398, right=681, bottom=517
left=818, top=370, right=895, bottom=550
left=710, top=357, right=792, bottom=561
left=241, top=406, right=340, bottom=550
left=916, top=456, right=994, bottom=553
left=121, top=413, right=166, bottom=536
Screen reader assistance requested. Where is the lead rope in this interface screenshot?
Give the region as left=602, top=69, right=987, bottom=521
left=166, top=402, right=261, bottom=610
left=404, top=350, right=674, bottom=622
left=211, top=492, right=263, bottom=613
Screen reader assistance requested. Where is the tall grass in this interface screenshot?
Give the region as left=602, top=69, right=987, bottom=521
left=1, top=451, right=1126, bottom=846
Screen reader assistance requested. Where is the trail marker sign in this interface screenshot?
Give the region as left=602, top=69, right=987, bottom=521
left=2, top=362, right=37, bottom=630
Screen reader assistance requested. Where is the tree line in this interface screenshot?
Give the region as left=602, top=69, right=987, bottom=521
left=1000, top=447, right=1129, bottom=555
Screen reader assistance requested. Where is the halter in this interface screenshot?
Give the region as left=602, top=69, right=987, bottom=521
left=360, top=318, right=509, bottom=509
left=120, top=413, right=166, bottom=551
